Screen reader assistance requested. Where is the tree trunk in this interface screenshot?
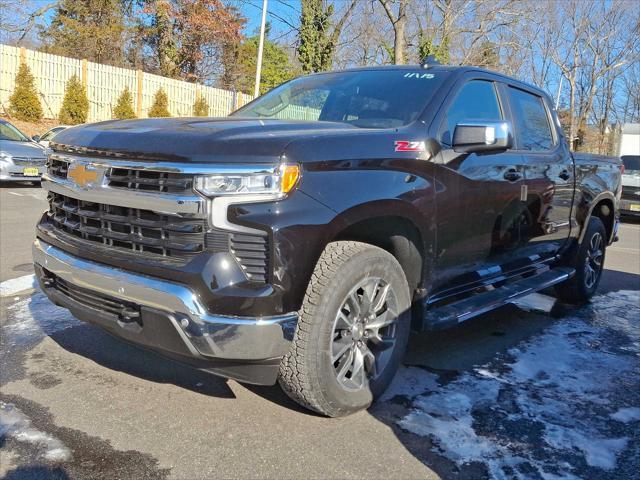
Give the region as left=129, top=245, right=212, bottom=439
left=394, top=13, right=406, bottom=64
left=378, top=0, right=407, bottom=65
left=156, top=1, right=178, bottom=78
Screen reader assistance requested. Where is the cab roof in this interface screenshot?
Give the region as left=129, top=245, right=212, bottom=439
left=316, top=64, right=551, bottom=103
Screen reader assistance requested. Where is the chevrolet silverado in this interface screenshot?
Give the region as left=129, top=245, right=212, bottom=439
left=33, top=65, right=622, bottom=416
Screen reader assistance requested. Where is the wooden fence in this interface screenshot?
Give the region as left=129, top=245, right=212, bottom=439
left=0, top=44, right=254, bottom=122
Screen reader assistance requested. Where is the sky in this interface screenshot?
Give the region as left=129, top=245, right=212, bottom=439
left=0, top=0, right=302, bottom=46
left=235, top=0, right=301, bottom=39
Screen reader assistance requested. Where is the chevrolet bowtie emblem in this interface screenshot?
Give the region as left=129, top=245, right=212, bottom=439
left=68, top=163, right=99, bottom=187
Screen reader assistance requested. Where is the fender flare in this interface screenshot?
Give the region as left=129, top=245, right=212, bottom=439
left=577, top=190, right=617, bottom=244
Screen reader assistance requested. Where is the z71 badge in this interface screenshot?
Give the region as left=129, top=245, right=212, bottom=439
left=395, top=140, right=426, bottom=152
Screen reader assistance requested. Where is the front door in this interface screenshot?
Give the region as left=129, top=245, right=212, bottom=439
left=431, top=78, right=530, bottom=295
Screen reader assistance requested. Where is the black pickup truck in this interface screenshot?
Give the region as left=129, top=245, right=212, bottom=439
left=34, top=65, right=622, bottom=416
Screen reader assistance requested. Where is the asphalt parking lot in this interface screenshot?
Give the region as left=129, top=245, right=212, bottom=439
left=1, top=184, right=639, bottom=480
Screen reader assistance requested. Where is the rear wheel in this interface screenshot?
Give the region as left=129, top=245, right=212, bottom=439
left=278, top=241, right=411, bottom=417
left=555, top=216, right=606, bottom=304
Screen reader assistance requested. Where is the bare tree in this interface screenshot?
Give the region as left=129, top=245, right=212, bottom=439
left=0, top=0, right=58, bottom=46
left=377, top=0, right=408, bottom=64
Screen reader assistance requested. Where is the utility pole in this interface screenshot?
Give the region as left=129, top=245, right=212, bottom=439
left=254, top=0, right=268, bottom=98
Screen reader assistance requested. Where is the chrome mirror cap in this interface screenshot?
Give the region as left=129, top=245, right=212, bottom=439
left=452, top=121, right=513, bottom=153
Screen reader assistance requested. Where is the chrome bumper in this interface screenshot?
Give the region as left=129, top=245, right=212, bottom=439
left=0, top=164, right=45, bottom=180
left=33, top=239, right=298, bottom=361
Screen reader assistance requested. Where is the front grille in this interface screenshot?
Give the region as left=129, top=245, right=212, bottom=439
left=46, top=158, right=193, bottom=194
left=47, top=192, right=205, bottom=258
left=108, top=168, right=194, bottom=194
left=48, top=158, right=69, bottom=179
left=622, top=185, right=640, bottom=199
left=43, top=270, right=140, bottom=321
left=206, top=229, right=269, bottom=282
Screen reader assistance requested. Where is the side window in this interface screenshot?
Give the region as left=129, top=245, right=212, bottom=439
left=442, top=80, right=502, bottom=144
left=508, top=87, right=554, bottom=151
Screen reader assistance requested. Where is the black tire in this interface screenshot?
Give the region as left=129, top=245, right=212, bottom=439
left=555, top=216, right=607, bottom=304
left=278, top=241, right=411, bottom=417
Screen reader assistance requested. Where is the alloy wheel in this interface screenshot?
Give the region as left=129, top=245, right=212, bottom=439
left=331, top=277, right=399, bottom=390
left=584, top=231, right=604, bottom=289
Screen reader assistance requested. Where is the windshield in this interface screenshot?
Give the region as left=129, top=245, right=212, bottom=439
left=233, top=70, right=449, bottom=128
left=41, top=127, right=65, bottom=142
left=0, top=121, right=30, bottom=142
left=622, top=155, right=640, bottom=171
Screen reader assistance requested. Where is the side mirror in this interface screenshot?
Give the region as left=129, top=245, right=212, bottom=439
left=32, top=135, right=40, bottom=142
left=452, top=121, right=513, bottom=153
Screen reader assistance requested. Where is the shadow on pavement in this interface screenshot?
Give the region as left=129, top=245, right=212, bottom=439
left=0, top=182, right=41, bottom=189
left=2, top=466, right=70, bottom=480
left=600, top=269, right=640, bottom=294
left=42, top=322, right=236, bottom=399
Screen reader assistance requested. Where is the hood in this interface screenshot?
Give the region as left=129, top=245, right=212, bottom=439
left=0, top=140, right=47, bottom=158
left=622, top=172, right=640, bottom=188
left=50, top=117, right=360, bottom=164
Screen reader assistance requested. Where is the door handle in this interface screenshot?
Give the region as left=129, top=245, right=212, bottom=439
left=559, top=169, right=571, bottom=181
left=503, top=169, right=522, bottom=182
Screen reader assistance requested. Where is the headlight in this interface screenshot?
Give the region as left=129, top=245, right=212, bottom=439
left=0, top=151, right=12, bottom=163
left=194, top=164, right=300, bottom=198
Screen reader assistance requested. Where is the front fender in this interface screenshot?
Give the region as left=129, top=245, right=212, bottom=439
left=298, top=158, right=435, bottom=246
left=227, top=159, right=436, bottom=313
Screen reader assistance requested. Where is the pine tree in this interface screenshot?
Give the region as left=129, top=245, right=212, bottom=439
left=297, top=0, right=355, bottom=74
left=193, top=94, right=208, bottom=116
left=297, top=0, right=334, bottom=74
left=9, top=63, right=43, bottom=122
left=113, top=86, right=136, bottom=119
left=148, top=88, right=170, bottom=117
left=41, top=0, right=128, bottom=66
left=231, top=34, right=297, bottom=95
left=59, top=74, right=89, bottom=124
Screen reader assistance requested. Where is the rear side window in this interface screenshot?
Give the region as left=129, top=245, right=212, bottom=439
left=442, top=80, right=502, bottom=144
left=508, top=87, right=554, bottom=150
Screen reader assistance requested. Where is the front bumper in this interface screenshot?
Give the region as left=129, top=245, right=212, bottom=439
left=620, top=198, right=640, bottom=216
left=33, top=239, right=298, bottom=385
left=0, top=161, right=45, bottom=181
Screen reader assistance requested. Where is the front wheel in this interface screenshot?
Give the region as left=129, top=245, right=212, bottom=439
left=278, top=241, right=411, bottom=417
left=555, top=216, right=607, bottom=304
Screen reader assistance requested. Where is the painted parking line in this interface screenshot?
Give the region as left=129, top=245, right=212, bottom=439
left=0, top=274, right=36, bottom=297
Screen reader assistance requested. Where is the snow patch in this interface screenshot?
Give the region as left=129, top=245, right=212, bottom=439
left=393, top=290, right=640, bottom=478
left=0, top=274, right=36, bottom=297
left=379, top=366, right=439, bottom=402
left=4, top=290, right=80, bottom=347
left=610, top=407, right=640, bottom=424
left=511, top=292, right=557, bottom=313
left=0, top=401, right=71, bottom=462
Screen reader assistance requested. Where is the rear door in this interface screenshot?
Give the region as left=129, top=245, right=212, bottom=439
left=505, top=86, right=574, bottom=260
left=431, top=76, right=530, bottom=294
